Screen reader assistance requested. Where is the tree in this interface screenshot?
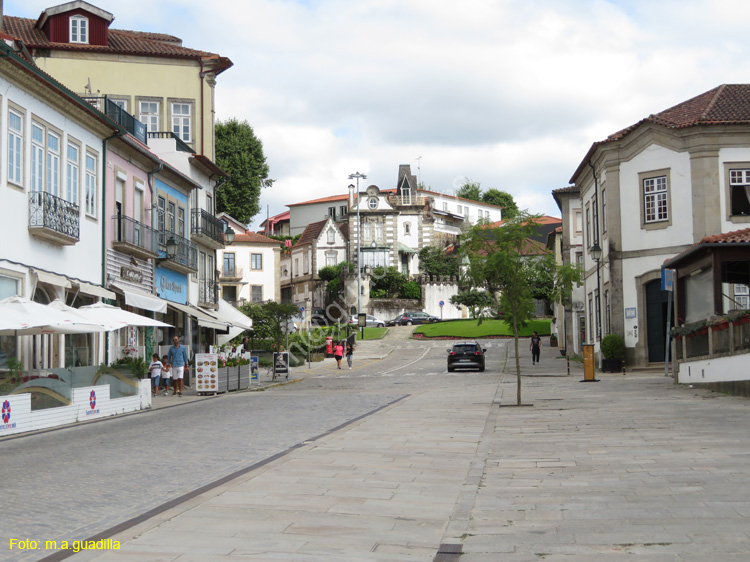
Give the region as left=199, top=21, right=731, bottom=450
left=450, top=289, right=496, bottom=321
left=215, top=119, right=274, bottom=224
left=461, top=213, right=579, bottom=405
left=239, top=301, right=298, bottom=352
left=456, top=179, right=482, bottom=202
left=482, top=189, right=519, bottom=219
left=418, top=246, right=459, bottom=278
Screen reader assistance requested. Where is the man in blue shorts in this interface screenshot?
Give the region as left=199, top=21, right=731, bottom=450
left=168, top=336, right=190, bottom=397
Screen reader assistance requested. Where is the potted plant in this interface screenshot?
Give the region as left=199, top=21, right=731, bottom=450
left=600, top=333, right=625, bottom=372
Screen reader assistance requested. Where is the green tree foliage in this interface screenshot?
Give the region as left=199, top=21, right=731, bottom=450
left=369, top=267, right=420, bottom=299
left=461, top=213, right=578, bottom=405
left=450, top=289, right=496, bottom=321
left=482, top=189, right=519, bottom=219
left=239, top=301, right=298, bottom=352
left=418, top=246, right=459, bottom=277
left=401, top=280, right=422, bottom=299
left=318, top=262, right=353, bottom=301
left=456, top=179, right=482, bottom=201
left=215, top=119, right=273, bottom=224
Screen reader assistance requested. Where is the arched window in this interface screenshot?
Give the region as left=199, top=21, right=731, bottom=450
left=70, top=15, right=89, bottom=44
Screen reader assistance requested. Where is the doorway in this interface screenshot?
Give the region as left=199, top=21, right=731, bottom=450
left=645, top=279, right=672, bottom=363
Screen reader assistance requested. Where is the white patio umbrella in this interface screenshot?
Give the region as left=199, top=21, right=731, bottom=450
left=0, top=295, right=106, bottom=335
left=78, top=301, right=172, bottom=330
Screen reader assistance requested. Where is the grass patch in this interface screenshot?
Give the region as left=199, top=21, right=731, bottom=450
left=414, top=318, right=551, bottom=339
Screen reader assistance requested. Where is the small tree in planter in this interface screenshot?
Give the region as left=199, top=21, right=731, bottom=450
left=600, top=333, right=625, bottom=372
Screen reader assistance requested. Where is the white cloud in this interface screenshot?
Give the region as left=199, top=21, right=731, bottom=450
left=9, top=0, right=750, bottom=229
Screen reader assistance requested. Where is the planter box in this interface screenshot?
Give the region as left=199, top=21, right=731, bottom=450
left=601, top=358, right=623, bottom=373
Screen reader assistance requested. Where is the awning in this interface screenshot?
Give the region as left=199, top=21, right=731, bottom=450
left=111, top=282, right=168, bottom=313
left=75, top=280, right=116, bottom=300
left=33, top=269, right=71, bottom=289
left=397, top=242, right=418, bottom=254
left=215, top=299, right=253, bottom=330
left=168, top=301, right=230, bottom=330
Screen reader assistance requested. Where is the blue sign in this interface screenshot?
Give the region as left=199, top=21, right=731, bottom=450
left=155, top=266, right=188, bottom=304
left=661, top=268, right=675, bottom=292
left=439, top=300, right=445, bottom=307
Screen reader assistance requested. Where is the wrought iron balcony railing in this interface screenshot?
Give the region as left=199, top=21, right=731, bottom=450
left=82, top=96, right=147, bottom=144
left=158, top=230, right=198, bottom=271
left=112, top=215, right=159, bottom=257
left=28, top=191, right=80, bottom=243
left=191, top=208, right=225, bottom=246
left=199, top=279, right=219, bottom=306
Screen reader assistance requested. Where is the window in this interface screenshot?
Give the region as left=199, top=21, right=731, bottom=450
left=485, top=210, right=490, bottom=220
left=31, top=123, right=44, bottom=193
left=601, top=189, right=607, bottom=233
left=574, top=210, right=582, bottom=234
left=594, top=289, right=600, bottom=340
left=735, top=284, right=749, bottom=309
left=368, top=197, right=378, bottom=209
left=443, top=202, right=448, bottom=211
left=206, top=193, right=213, bottom=215
left=464, top=206, right=469, bottom=220
left=70, top=15, right=88, bottom=44
left=47, top=131, right=60, bottom=197
left=339, top=205, right=347, bottom=217
left=251, top=253, right=262, bottom=270
left=303, top=253, right=309, bottom=274
left=728, top=169, right=750, bottom=216
left=576, top=252, right=583, bottom=268
left=251, top=285, right=263, bottom=303
left=604, top=289, right=611, bottom=334
left=172, top=103, right=191, bottom=142
left=178, top=206, right=185, bottom=237
left=8, top=109, right=23, bottom=185
left=585, top=205, right=591, bottom=248
left=326, top=252, right=337, bottom=267
left=66, top=143, right=79, bottom=205
left=328, top=206, right=336, bottom=220
left=168, top=202, right=175, bottom=233
left=223, top=253, right=235, bottom=276
left=375, top=221, right=383, bottom=240
left=457, top=204, right=462, bottom=214
left=111, top=99, right=128, bottom=112
left=139, top=101, right=160, bottom=133
left=85, top=152, right=97, bottom=217
left=643, top=175, right=668, bottom=223
left=404, top=222, right=411, bottom=236
left=327, top=229, right=335, bottom=244
left=157, top=196, right=166, bottom=232
left=363, top=222, right=372, bottom=240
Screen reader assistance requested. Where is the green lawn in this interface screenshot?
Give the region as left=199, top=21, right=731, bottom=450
left=414, top=318, right=551, bottom=339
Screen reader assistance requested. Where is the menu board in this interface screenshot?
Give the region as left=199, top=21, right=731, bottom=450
left=195, top=353, right=219, bottom=393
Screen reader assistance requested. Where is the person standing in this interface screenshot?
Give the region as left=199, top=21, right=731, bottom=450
left=148, top=353, right=163, bottom=397
left=345, top=340, right=355, bottom=370
left=333, top=341, right=344, bottom=369
left=160, top=355, right=171, bottom=395
left=530, top=331, right=542, bottom=365
left=168, top=336, right=190, bottom=396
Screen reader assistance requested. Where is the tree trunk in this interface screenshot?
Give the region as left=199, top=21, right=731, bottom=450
left=513, top=316, right=521, bottom=405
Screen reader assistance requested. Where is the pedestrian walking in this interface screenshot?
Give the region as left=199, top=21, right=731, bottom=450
left=160, top=355, right=171, bottom=395
left=334, top=341, right=344, bottom=369
left=168, top=336, right=190, bottom=396
left=346, top=340, right=355, bottom=369
left=530, top=331, right=541, bottom=365
left=148, top=354, right=163, bottom=397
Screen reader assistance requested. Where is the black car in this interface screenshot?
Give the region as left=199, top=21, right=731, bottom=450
left=397, top=311, right=439, bottom=325
left=311, top=307, right=329, bottom=327
left=447, top=341, right=486, bottom=372
left=386, top=314, right=407, bottom=327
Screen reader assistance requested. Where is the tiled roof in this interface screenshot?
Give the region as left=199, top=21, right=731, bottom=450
left=572, top=85, right=750, bottom=182
left=233, top=232, right=278, bottom=245
left=296, top=219, right=330, bottom=246
left=4, top=15, right=231, bottom=68
left=700, top=227, right=750, bottom=244
left=288, top=193, right=349, bottom=207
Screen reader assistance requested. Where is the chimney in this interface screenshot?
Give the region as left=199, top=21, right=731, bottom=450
left=348, top=182, right=355, bottom=210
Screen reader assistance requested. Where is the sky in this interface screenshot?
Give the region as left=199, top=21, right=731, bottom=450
left=8, top=0, right=750, bottom=230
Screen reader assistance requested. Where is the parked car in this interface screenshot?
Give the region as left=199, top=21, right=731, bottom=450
left=311, top=307, right=329, bottom=327
left=447, top=341, right=486, bottom=372
left=398, top=311, right=439, bottom=325
left=348, top=314, right=386, bottom=328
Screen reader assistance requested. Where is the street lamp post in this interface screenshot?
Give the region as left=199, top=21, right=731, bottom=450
left=348, top=172, right=367, bottom=320
left=591, top=242, right=602, bottom=342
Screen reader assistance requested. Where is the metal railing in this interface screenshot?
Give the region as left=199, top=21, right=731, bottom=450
left=29, top=191, right=80, bottom=240
left=112, top=215, right=158, bottom=254
left=221, top=266, right=244, bottom=279
left=199, top=279, right=219, bottom=305
left=191, top=208, right=225, bottom=245
left=159, top=230, right=198, bottom=271
left=147, top=131, right=195, bottom=154
left=82, top=96, right=147, bottom=144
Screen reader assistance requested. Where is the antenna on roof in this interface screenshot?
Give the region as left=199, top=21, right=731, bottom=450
left=84, top=78, right=92, bottom=94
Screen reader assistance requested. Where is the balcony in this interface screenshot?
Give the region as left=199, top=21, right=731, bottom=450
left=158, top=230, right=198, bottom=274
left=191, top=209, right=225, bottom=249
left=219, top=266, right=244, bottom=282
left=199, top=279, right=219, bottom=307
left=82, top=96, right=147, bottom=145
left=147, top=131, right=195, bottom=154
left=112, top=215, right=159, bottom=259
left=28, top=191, right=80, bottom=245
left=387, top=194, right=427, bottom=207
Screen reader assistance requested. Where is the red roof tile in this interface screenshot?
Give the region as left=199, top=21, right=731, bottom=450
left=700, top=228, right=750, bottom=244
left=296, top=219, right=330, bottom=246
left=233, top=232, right=278, bottom=245
left=4, top=15, right=231, bottom=71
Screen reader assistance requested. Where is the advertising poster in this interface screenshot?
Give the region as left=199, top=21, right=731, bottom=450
left=195, top=353, right=219, bottom=393
left=273, top=352, right=289, bottom=379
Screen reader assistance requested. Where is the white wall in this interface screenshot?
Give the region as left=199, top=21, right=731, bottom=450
left=678, top=353, right=750, bottom=384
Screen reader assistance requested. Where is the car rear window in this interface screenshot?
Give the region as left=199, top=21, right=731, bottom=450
left=453, top=344, right=478, bottom=353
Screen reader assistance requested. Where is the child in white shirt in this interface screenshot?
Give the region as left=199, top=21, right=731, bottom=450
left=148, top=354, right=163, bottom=397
